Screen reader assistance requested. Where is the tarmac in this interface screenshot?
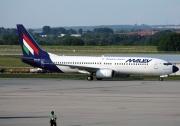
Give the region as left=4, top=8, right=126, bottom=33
left=0, top=78, right=180, bottom=126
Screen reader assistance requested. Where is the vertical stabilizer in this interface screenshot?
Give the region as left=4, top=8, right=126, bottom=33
left=17, top=24, right=48, bottom=58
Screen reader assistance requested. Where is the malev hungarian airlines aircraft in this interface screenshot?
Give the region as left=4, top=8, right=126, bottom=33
left=17, top=24, right=179, bottom=81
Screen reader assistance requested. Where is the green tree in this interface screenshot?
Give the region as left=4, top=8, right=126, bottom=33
left=66, top=29, right=77, bottom=35
left=57, top=27, right=67, bottom=34
left=62, top=36, right=84, bottom=46
left=145, top=30, right=172, bottom=46
left=157, top=33, right=180, bottom=51
left=78, top=29, right=83, bottom=34
left=93, top=28, right=113, bottom=33
left=2, top=35, right=19, bottom=45
left=85, top=40, right=98, bottom=46
left=42, top=26, right=51, bottom=34
left=0, top=39, right=3, bottom=45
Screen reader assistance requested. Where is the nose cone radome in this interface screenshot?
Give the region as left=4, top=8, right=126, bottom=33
left=173, top=65, right=179, bottom=73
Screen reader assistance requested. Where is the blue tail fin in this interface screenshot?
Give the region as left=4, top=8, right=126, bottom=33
left=17, top=24, right=48, bottom=58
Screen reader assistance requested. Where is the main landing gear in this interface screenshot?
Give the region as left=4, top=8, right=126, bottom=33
left=96, top=78, right=103, bottom=80
left=159, top=77, right=163, bottom=81
left=87, top=76, right=103, bottom=81
left=87, top=76, right=93, bottom=81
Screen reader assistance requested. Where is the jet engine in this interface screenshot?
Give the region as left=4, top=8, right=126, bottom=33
left=96, top=69, right=115, bottom=78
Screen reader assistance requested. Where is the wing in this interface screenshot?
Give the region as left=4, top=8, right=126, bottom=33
left=53, top=63, right=99, bottom=73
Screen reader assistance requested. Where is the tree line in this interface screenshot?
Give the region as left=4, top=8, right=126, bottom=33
left=0, top=26, right=180, bottom=51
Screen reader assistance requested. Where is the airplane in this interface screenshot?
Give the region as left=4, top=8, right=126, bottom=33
left=17, top=24, right=179, bottom=81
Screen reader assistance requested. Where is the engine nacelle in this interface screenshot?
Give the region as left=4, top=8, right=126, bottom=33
left=96, top=69, right=114, bottom=78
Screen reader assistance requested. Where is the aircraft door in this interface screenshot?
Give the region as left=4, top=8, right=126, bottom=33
left=100, top=56, right=105, bottom=67
left=154, top=62, right=158, bottom=69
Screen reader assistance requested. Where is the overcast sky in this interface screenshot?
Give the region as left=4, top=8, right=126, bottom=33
left=1, top=0, right=180, bottom=28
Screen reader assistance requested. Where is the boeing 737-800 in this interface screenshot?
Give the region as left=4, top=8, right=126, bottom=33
left=17, top=24, right=179, bottom=81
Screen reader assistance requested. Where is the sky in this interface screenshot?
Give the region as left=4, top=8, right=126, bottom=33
left=1, top=0, right=180, bottom=28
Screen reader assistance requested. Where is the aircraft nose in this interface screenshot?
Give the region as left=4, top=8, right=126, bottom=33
left=173, top=65, right=179, bottom=73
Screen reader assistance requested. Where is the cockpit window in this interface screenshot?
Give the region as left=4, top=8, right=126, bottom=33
left=163, top=63, right=172, bottom=65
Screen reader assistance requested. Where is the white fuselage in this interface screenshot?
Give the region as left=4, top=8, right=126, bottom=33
left=49, top=54, right=174, bottom=76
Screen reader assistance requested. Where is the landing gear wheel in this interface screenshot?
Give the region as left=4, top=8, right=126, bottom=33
left=159, top=77, right=163, bottom=81
left=97, top=78, right=103, bottom=80
left=87, top=76, right=93, bottom=81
